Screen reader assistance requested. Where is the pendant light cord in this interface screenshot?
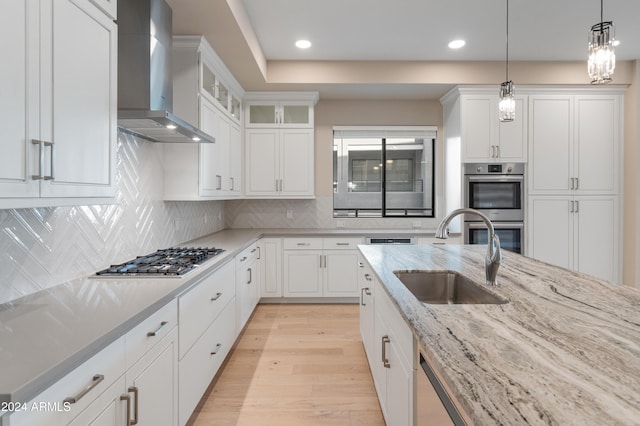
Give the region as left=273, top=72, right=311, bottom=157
left=505, top=0, right=509, bottom=81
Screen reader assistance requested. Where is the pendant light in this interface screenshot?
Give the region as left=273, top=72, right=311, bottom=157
left=498, top=0, right=515, bottom=122
left=588, top=0, right=615, bottom=84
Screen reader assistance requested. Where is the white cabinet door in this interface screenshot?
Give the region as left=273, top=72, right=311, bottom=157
left=229, top=123, right=242, bottom=195
left=41, top=0, right=116, bottom=198
left=575, top=196, right=618, bottom=283
left=497, top=97, right=527, bottom=161
left=324, top=251, right=359, bottom=297
left=280, top=129, right=314, bottom=197
left=259, top=238, right=282, bottom=298
left=528, top=196, right=573, bottom=269
left=199, top=99, right=222, bottom=197
left=125, top=328, right=178, bottom=426
left=461, top=95, right=494, bottom=162
left=283, top=250, right=323, bottom=296
left=574, top=96, right=619, bottom=195
left=245, top=129, right=279, bottom=196
left=529, top=96, right=573, bottom=194
left=0, top=0, right=40, bottom=199
left=358, top=259, right=376, bottom=366
left=386, top=339, right=413, bottom=426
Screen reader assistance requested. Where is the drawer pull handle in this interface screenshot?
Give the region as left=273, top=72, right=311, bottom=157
left=297, top=242, right=311, bottom=246
left=211, top=292, right=222, bottom=301
left=360, top=287, right=371, bottom=306
left=240, top=256, right=247, bottom=262
left=64, top=374, right=104, bottom=404
left=358, top=262, right=364, bottom=268
left=251, top=248, right=257, bottom=253
left=128, top=386, right=139, bottom=425
left=211, top=343, right=222, bottom=355
left=147, top=321, right=169, bottom=337
left=364, top=273, right=372, bottom=282
left=336, top=242, right=350, bottom=246
left=120, top=393, right=131, bottom=425
left=31, top=139, right=44, bottom=180
left=382, top=335, right=391, bottom=368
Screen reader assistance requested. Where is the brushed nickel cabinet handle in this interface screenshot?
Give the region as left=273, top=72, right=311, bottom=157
left=128, top=386, right=139, bottom=425
left=575, top=177, right=579, bottom=190
left=31, top=139, right=44, bottom=180
left=247, top=267, right=252, bottom=284
left=364, top=273, right=372, bottom=282
left=358, top=261, right=364, bottom=268
left=44, top=141, right=54, bottom=180
left=257, top=246, right=261, bottom=260
left=211, top=343, right=222, bottom=355
left=210, top=292, right=222, bottom=301
left=147, top=321, right=169, bottom=337
left=336, top=242, right=350, bottom=246
left=382, top=335, right=391, bottom=368
left=64, top=374, right=104, bottom=404
left=575, top=200, right=579, bottom=213
left=120, top=393, right=131, bottom=426
left=216, top=175, right=222, bottom=190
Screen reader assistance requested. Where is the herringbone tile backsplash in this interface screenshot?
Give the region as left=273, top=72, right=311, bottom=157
left=0, top=132, right=225, bottom=304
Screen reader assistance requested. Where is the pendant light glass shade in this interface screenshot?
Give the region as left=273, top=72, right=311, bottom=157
left=499, top=81, right=515, bottom=122
left=588, top=21, right=615, bottom=84
left=499, top=0, right=515, bottom=122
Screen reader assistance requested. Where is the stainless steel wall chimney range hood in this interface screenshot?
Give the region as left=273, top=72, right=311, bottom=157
left=117, top=0, right=214, bottom=143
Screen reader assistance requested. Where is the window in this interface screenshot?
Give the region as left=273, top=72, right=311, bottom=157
left=333, top=127, right=436, bottom=218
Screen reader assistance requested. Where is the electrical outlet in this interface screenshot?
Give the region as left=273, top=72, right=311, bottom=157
left=286, top=209, right=294, bottom=219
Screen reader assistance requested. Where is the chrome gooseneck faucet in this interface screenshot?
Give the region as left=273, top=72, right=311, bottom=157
left=435, top=208, right=502, bottom=285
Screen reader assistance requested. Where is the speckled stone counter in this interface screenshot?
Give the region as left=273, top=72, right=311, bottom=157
left=358, top=244, right=640, bottom=425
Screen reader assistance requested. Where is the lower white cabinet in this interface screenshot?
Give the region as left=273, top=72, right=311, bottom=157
left=178, top=297, right=236, bottom=426
left=259, top=238, right=282, bottom=298
left=528, top=195, right=620, bottom=283
left=358, top=255, right=376, bottom=368
left=359, top=267, right=414, bottom=426
left=8, top=300, right=179, bottom=426
left=283, top=238, right=361, bottom=298
left=236, top=242, right=261, bottom=331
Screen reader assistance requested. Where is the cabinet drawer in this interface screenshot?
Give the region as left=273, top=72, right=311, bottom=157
left=9, top=337, right=125, bottom=426
left=235, top=241, right=260, bottom=267
left=283, top=238, right=322, bottom=250
left=323, top=237, right=363, bottom=250
left=125, top=299, right=177, bottom=368
left=375, top=281, right=413, bottom=367
left=179, top=260, right=236, bottom=359
left=178, top=297, right=236, bottom=425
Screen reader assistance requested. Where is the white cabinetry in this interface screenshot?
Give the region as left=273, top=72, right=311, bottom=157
left=371, top=280, right=414, bottom=426
left=283, top=238, right=361, bottom=298
left=163, top=36, right=244, bottom=200
left=527, top=90, right=623, bottom=284
left=529, top=94, right=621, bottom=195
left=177, top=260, right=236, bottom=425
left=441, top=88, right=527, bottom=163
left=0, top=0, right=116, bottom=209
left=357, top=255, right=376, bottom=368
left=259, top=238, right=283, bottom=298
left=528, top=195, right=619, bottom=283
left=244, top=92, right=318, bottom=199
left=236, top=242, right=261, bottom=331
left=8, top=300, right=178, bottom=426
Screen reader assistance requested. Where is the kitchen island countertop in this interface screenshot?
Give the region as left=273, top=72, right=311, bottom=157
left=358, top=244, right=640, bottom=425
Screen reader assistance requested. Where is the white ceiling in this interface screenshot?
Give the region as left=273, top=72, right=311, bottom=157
left=169, top=0, right=640, bottom=100
left=241, top=0, right=640, bottom=61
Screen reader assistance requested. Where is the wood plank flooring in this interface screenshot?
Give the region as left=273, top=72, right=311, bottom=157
left=187, top=304, right=385, bottom=426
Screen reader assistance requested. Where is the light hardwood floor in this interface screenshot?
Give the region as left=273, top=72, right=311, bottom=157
left=187, top=304, right=386, bottom=426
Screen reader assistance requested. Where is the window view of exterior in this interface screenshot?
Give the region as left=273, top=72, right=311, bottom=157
left=333, top=128, right=435, bottom=217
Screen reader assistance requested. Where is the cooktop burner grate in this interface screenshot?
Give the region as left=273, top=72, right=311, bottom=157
left=95, top=247, right=224, bottom=277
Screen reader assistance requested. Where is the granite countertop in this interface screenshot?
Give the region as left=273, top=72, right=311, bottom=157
left=358, top=244, right=640, bottom=425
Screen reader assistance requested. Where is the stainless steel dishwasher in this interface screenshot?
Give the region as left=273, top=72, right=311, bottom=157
left=364, top=237, right=416, bottom=245
left=417, top=352, right=468, bottom=425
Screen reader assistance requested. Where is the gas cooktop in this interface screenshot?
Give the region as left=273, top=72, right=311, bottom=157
left=95, top=247, right=224, bottom=277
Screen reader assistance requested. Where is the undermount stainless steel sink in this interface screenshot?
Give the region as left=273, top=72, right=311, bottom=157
left=393, top=270, right=508, bottom=305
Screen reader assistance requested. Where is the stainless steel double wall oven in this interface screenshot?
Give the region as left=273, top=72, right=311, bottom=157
left=463, top=163, right=525, bottom=254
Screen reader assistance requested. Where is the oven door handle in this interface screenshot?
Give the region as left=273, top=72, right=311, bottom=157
left=465, top=175, right=524, bottom=182
left=466, top=222, right=524, bottom=230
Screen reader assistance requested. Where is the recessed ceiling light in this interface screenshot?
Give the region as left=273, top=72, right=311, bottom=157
left=192, top=136, right=201, bottom=142
left=448, top=39, right=466, bottom=49
left=295, top=39, right=311, bottom=49
left=166, top=124, right=177, bottom=130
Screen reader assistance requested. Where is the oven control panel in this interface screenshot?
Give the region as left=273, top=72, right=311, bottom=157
left=465, top=163, right=524, bottom=175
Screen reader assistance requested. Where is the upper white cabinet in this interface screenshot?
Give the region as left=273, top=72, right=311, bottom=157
left=244, top=92, right=318, bottom=199
left=0, top=0, right=117, bottom=209
left=441, top=88, right=527, bottom=163
left=528, top=92, right=622, bottom=195
left=163, top=36, right=244, bottom=200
